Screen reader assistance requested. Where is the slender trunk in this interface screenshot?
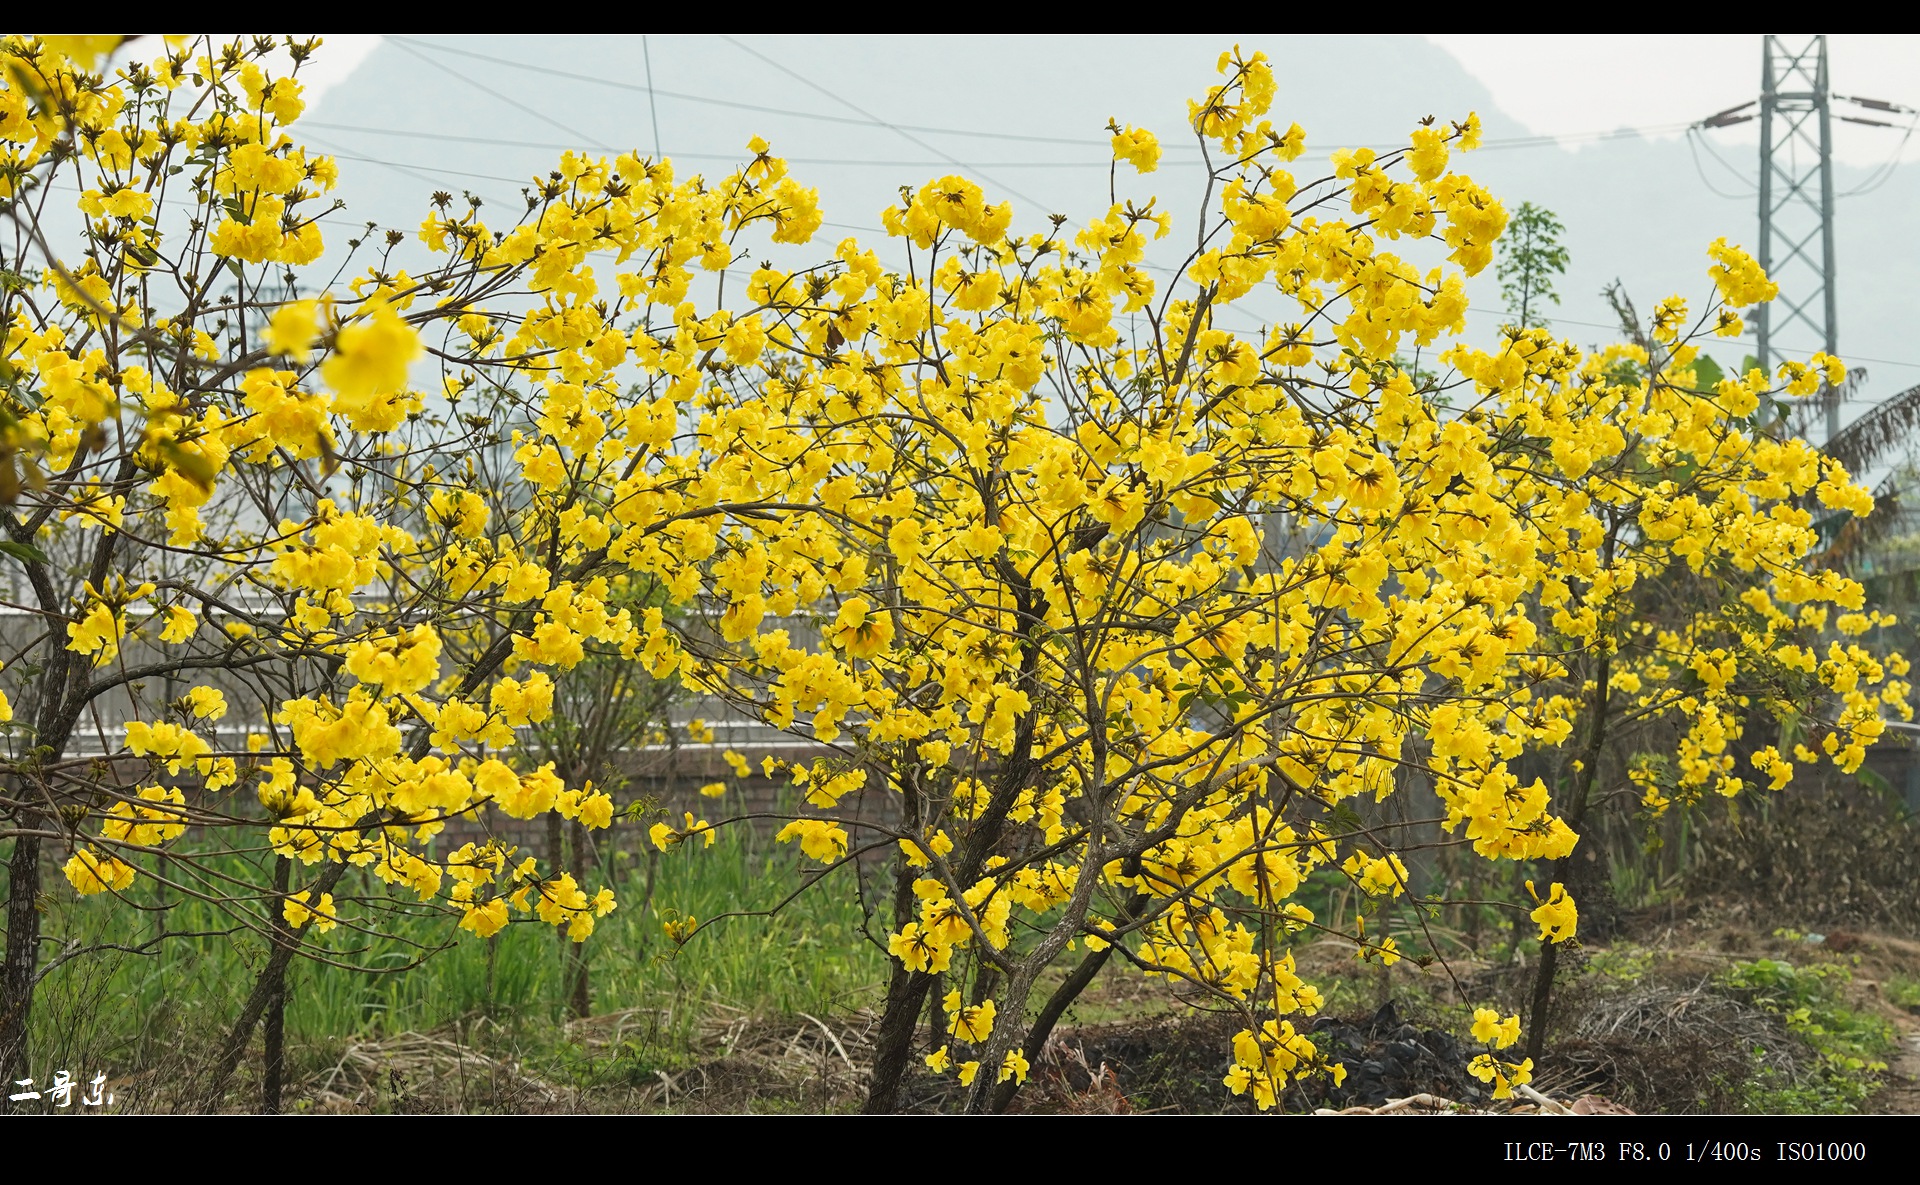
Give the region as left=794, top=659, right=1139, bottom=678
left=546, top=810, right=567, bottom=1012
left=863, top=857, right=931, bottom=1113
left=566, top=819, right=590, bottom=1019
left=990, top=891, right=1149, bottom=1112
left=639, top=848, right=659, bottom=918
left=866, top=571, right=1047, bottom=1112
left=260, top=981, right=287, bottom=1112
left=261, top=857, right=292, bottom=1114
left=2, top=655, right=75, bottom=1104
left=1, top=456, right=137, bottom=1095
left=0, top=820, right=42, bottom=1102
left=203, top=858, right=348, bottom=1108
left=484, top=936, right=497, bottom=1016
left=964, top=969, right=1039, bottom=1114
left=864, top=962, right=935, bottom=1114
left=154, top=850, right=171, bottom=946
left=1524, top=898, right=1564, bottom=1063
left=1525, top=649, right=1611, bottom=1064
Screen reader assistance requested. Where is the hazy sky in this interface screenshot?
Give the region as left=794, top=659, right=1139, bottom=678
left=1428, top=34, right=1919, bottom=169
left=155, top=33, right=1920, bottom=404
left=300, top=34, right=1920, bottom=170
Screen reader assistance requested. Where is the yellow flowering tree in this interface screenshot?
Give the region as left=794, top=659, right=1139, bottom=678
left=0, top=34, right=813, bottom=1105
left=1458, top=275, right=1909, bottom=1060
left=631, top=52, right=1905, bottom=1111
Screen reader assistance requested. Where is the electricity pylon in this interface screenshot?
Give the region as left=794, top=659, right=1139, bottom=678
left=1697, top=35, right=1912, bottom=441
left=1757, top=38, right=1834, bottom=388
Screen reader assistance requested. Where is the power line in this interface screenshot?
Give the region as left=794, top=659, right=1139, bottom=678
left=386, top=35, right=1712, bottom=160
left=389, top=35, right=1127, bottom=150
left=642, top=34, right=663, bottom=159
left=1838, top=113, right=1920, bottom=197
left=1683, top=126, right=1755, bottom=199
left=386, top=37, right=617, bottom=153
left=300, top=139, right=528, bottom=195
left=717, top=35, right=1061, bottom=220
left=1690, top=113, right=1916, bottom=201
left=1468, top=121, right=1699, bottom=152
left=294, top=139, right=1920, bottom=376
left=305, top=122, right=613, bottom=154
left=36, top=175, right=360, bottom=228
left=296, top=138, right=892, bottom=241
left=303, top=122, right=1166, bottom=168
left=306, top=116, right=1727, bottom=170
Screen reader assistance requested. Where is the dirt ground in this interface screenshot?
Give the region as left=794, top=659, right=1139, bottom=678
left=249, top=917, right=1920, bottom=1115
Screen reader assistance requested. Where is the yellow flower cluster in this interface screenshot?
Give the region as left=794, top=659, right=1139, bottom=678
left=1223, top=1019, right=1337, bottom=1111
left=1528, top=881, right=1579, bottom=943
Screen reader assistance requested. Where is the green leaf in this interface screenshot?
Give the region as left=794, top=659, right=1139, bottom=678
left=1692, top=353, right=1725, bottom=390
left=0, top=540, right=48, bottom=565
left=1327, top=801, right=1363, bottom=835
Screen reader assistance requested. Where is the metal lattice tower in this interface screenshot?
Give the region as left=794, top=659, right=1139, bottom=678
left=1700, top=37, right=1917, bottom=440
left=1700, top=38, right=1839, bottom=434
left=1756, top=36, right=1837, bottom=436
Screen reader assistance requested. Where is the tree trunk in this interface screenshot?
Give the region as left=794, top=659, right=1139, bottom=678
left=547, top=813, right=563, bottom=907
left=989, top=891, right=1148, bottom=1112
left=862, top=960, right=935, bottom=1113
left=203, top=857, right=348, bottom=1109
left=866, top=581, right=1046, bottom=1112
left=260, top=968, right=287, bottom=1113
left=0, top=820, right=42, bottom=1104
left=261, top=856, right=292, bottom=1114
left=154, top=850, right=171, bottom=946
left=1525, top=647, right=1611, bottom=1064
left=1522, top=907, right=1562, bottom=1062
left=863, top=854, right=932, bottom=1113
left=566, top=818, right=591, bottom=1019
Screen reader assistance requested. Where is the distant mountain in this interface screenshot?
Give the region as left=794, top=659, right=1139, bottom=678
left=306, top=34, right=1920, bottom=417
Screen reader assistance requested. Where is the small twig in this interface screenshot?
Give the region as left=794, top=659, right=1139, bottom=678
left=797, top=1011, right=854, bottom=1072
left=1516, top=1082, right=1572, bottom=1115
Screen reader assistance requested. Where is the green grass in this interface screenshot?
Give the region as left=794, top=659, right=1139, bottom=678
left=1720, top=957, right=1898, bottom=1114
left=25, top=827, right=888, bottom=1099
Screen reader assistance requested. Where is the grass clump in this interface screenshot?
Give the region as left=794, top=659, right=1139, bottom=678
left=1720, top=958, right=1897, bottom=1114
left=27, top=825, right=887, bottom=1110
